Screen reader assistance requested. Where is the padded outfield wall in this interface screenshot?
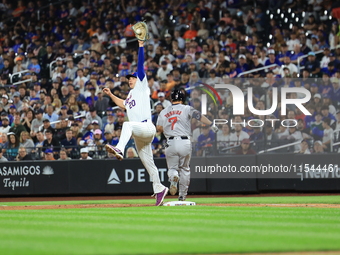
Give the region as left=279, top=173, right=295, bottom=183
left=0, top=154, right=339, bottom=196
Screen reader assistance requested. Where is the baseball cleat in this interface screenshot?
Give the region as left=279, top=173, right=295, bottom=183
left=154, top=187, right=168, bottom=206
left=169, top=176, right=179, bottom=196
left=105, top=144, right=123, bottom=160
left=178, top=196, right=186, bottom=201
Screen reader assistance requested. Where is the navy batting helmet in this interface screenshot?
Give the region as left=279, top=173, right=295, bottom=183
left=171, top=89, right=185, bottom=102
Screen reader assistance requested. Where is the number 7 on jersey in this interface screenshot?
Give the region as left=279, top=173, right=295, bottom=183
left=168, top=116, right=178, bottom=130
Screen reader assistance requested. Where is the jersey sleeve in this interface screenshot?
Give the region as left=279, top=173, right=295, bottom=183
left=156, top=110, right=165, bottom=127
left=135, top=46, right=149, bottom=90
left=189, top=106, right=201, bottom=120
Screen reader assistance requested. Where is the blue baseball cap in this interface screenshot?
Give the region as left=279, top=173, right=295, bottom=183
left=45, top=148, right=53, bottom=154
left=126, top=72, right=137, bottom=79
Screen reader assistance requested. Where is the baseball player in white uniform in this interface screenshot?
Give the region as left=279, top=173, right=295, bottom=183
left=103, top=40, right=168, bottom=206
left=156, top=90, right=218, bottom=201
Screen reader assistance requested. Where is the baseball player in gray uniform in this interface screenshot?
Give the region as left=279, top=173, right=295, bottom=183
left=103, top=40, right=168, bottom=206
left=156, top=90, right=218, bottom=201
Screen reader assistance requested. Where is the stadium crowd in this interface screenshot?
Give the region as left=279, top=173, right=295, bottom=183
left=0, top=0, right=339, bottom=161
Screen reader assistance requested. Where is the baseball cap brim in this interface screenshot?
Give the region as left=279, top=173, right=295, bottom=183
left=126, top=72, right=137, bottom=79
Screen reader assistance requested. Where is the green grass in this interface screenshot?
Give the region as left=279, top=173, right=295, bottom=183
left=0, top=196, right=340, bottom=255
left=1, top=195, right=340, bottom=206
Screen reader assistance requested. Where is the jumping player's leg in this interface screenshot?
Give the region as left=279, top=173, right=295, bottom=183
left=133, top=123, right=166, bottom=194
left=115, top=121, right=152, bottom=154
left=114, top=121, right=135, bottom=154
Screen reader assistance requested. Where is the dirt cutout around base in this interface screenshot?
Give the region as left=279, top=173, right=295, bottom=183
left=1, top=203, right=340, bottom=210
left=219, top=251, right=340, bottom=255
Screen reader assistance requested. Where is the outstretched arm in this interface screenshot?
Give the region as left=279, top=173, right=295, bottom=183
left=137, top=40, right=145, bottom=81
left=102, top=88, right=126, bottom=109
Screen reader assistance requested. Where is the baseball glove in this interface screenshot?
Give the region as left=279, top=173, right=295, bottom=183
left=132, top=22, right=149, bottom=41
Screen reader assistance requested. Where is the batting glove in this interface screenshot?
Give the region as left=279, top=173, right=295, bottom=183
left=211, top=124, right=219, bottom=133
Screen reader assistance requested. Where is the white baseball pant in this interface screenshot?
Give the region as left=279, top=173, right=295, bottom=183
left=165, top=137, right=191, bottom=198
left=115, top=120, right=166, bottom=194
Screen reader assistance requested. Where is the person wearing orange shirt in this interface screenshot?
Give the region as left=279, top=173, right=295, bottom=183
left=12, top=0, right=25, bottom=18
left=87, top=24, right=97, bottom=37
left=165, top=72, right=176, bottom=91
left=183, top=23, right=198, bottom=40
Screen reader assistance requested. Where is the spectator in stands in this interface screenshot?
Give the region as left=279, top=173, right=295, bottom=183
left=60, top=128, right=77, bottom=156
left=27, top=56, right=41, bottom=74
left=313, top=140, right=324, bottom=153
left=230, top=123, right=250, bottom=146
left=69, top=122, right=82, bottom=144
left=19, top=131, right=34, bottom=154
left=87, top=106, right=102, bottom=128
left=157, top=61, right=172, bottom=81
left=333, top=111, right=340, bottom=136
left=126, top=147, right=138, bottom=158
left=42, top=130, right=60, bottom=155
left=12, top=92, right=22, bottom=110
left=0, top=116, right=10, bottom=135
left=94, top=90, right=109, bottom=114
left=304, top=52, right=320, bottom=77
left=44, top=148, right=56, bottom=160
left=73, top=69, right=88, bottom=90
left=58, top=149, right=71, bottom=160
left=79, top=119, right=94, bottom=146
left=21, top=109, right=34, bottom=133
left=15, top=146, right=33, bottom=161
left=54, top=118, right=68, bottom=141
left=321, top=105, right=336, bottom=126
left=235, top=138, right=256, bottom=155
left=9, top=113, right=26, bottom=137
left=196, top=125, right=215, bottom=156
left=43, top=104, right=59, bottom=128
left=295, top=139, right=311, bottom=154
left=249, top=121, right=264, bottom=141
left=73, top=37, right=90, bottom=54
left=217, top=124, right=231, bottom=149
left=152, top=103, right=164, bottom=126
left=80, top=147, right=92, bottom=160
left=90, top=36, right=105, bottom=55
left=263, top=122, right=279, bottom=141
left=40, top=118, right=54, bottom=136
left=0, top=147, right=8, bottom=161
left=322, top=117, right=333, bottom=152
left=154, top=92, right=171, bottom=109
left=4, top=132, right=19, bottom=161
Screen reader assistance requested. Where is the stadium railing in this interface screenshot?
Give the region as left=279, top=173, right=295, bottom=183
left=13, top=78, right=33, bottom=86
left=258, top=140, right=302, bottom=154
left=237, top=64, right=279, bottom=77
left=331, top=128, right=340, bottom=152
left=9, top=70, right=30, bottom=84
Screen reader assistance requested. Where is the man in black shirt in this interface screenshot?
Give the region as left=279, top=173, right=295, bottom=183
left=42, top=130, right=60, bottom=158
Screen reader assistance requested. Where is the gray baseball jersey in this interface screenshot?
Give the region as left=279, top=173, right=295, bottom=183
left=157, top=103, right=199, bottom=199
left=156, top=104, right=197, bottom=139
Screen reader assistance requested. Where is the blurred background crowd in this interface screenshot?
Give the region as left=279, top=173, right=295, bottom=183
left=0, top=0, right=339, bottom=161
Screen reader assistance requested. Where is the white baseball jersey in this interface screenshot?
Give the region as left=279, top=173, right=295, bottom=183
left=157, top=104, right=197, bottom=139
left=124, top=76, right=151, bottom=122
left=116, top=72, right=165, bottom=195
